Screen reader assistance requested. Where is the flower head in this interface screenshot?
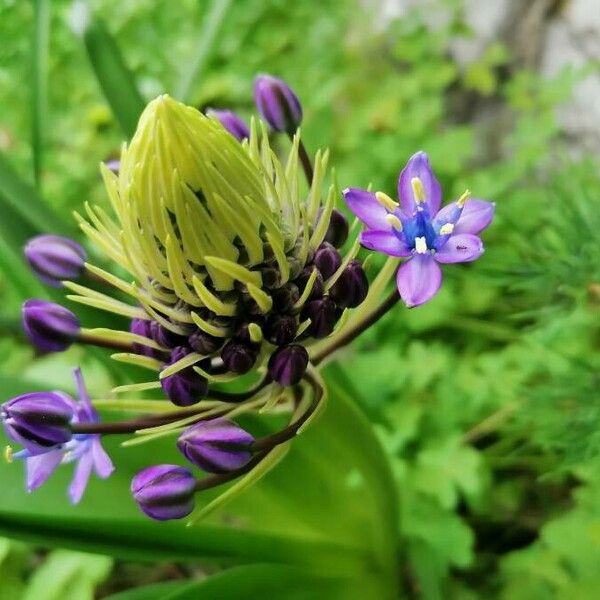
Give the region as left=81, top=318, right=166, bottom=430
left=3, top=368, right=114, bottom=504
left=344, top=151, right=495, bottom=307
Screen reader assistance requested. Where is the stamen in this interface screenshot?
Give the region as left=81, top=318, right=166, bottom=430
left=457, top=189, right=471, bottom=207
left=385, top=214, right=403, bottom=231
left=375, top=191, right=399, bottom=211
left=411, top=177, right=425, bottom=204
left=439, top=223, right=454, bottom=235
left=4, top=445, right=13, bottom=464
left=414, top=236, right=428, bottom=254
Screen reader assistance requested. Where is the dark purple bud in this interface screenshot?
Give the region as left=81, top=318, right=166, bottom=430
left=271, top=282, right=300, bottom=313
left=254, top=74, right=302, bottom=133
left=206, top=109, right=250, bottom=142
left=131, top=465, right=196, bottom=521
left=161, top=347, right=208, bottom=407
left=104, top=159, right=120, bottom=174
left=260, top=264, right=282, bottom=289
left=314, top=242, right=342, bottom=280
left=24, top=235, right=87, bottom=287
left=189, top=330, right=223, bottom=355
left=1, top=392, right=74, bottom=455
left=221, top=341, right=258, bottom=374
left=177, top=418, right=254, bottom=474
left=302, top=297, right=337, bottom=338
left=149, top=321, right=186, bottom=349
left=22, top=299, right=80, bottom=352
left=264, top=314, right=298, bottom=346
left=329, top=260, right=369, bottom=308
left=295, top=267, right=324, bottom=300
left=129, top=318, right=157, bottom=358
left=324, top=209, right=349, bottom=248
left=268, top=345, right=309, bottom=386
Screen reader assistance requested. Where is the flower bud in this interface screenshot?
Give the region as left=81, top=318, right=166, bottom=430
left=254, top=74, right=302, bottom=133
left=149, top=321, right=186, bottom=349
left=295, top=267, right=324, bottom=300
left=268, top=345, right=309, bottom=386
left=161, top=347, right=208, bottom=407
left=24, top=235, right=87, bottom=287
left=264, top=314, right=298, bottom=346
left=302, top=297, right=337, bottom=338
left=271, top=283, right=300, bottom=313
left=329, top=260, right=368, bottom=308
left=206, top=109, right=250, bottom=142
left=131, top=465, right=196, bottom=521
left=129, top=318, right=157, bottom=358
left=324, top=209, right=349, bottom=248
left=22, top=299, right=80, bottom=352
left=177, top=419, right=254, bottom=474
left=104, top=159, right=120, bottom=174
left=314, top=242, right=342, bottom=280
left=1, top=392, right=74, bottom=455
left=188, top=330, right=223, bottom=355
left=220, top=341, right=258, bottom=374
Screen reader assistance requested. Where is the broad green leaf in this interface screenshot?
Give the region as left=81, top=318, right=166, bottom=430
left=79, top=13, right=145, bottom=138
left=32, top=0, right=50, bottom=188
left=0, top=370, right=398, bottom=596
left=106, top=564, right=382, bottom=600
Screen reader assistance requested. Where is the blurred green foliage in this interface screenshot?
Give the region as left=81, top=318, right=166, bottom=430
left=1, top=0, right=600, bottom=598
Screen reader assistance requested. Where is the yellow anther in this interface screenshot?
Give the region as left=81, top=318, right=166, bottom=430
left=385, top=214, right=403, bottom=231
left=439, top=223, right=454, bottom=235
left=4, top=445, right=13, bottom=464
left=411, top=177, right=425, bottom=204
left=457, top=189, right=471, bottom=207
left=414, top=236, right=428, bottom=254
left=375, top=191, right=399, bottom=212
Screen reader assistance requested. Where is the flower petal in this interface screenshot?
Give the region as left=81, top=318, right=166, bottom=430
left=68, top=451, right=94, bottom=504
left=396, top=254, right=442, bottom=308
left=454, top=199, right=495, bottom=235
left=343, top=188, right=389, bottom=230
left=360, top=230, right=411, bottom=257
left=25, top=449, right=64, bottom=492
left=435, top=234, right=483, bottom=263
left=91, top=437, right=115, bottom=479
left=398, top=151, right=442, bottom=216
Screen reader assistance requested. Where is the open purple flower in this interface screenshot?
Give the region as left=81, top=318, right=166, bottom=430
left=5, top=368, right=114, bottom=504
left=344, top=151, right=495, bottom=307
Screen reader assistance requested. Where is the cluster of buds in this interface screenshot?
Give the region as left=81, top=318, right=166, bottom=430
left=2, top=74, right=494, bottom=520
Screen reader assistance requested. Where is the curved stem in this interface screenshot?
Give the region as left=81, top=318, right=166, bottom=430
left=311, top=287, right=400, bottom=366
left=291, top=135, right=314, bottom=185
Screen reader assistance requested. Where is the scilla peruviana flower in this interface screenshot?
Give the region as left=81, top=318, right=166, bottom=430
left=3, top=368, right=114, bottom=504
left=344, top=151, right=495, bottom=307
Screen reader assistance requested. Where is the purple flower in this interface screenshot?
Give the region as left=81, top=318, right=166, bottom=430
left=206, top=109, right=250, bottom=142
left=177, top=419, right=254, bottom=474
left=24, top=235, right=87, bottom=287
left=22, top=299, right=81, bottom=352
left=254, top=74, right=302, bottom=133
left=344, top=151, right=495, bottom=307
left=131, top=465, right=196, bottom=521
left=5, top=368, right=114, bottom=504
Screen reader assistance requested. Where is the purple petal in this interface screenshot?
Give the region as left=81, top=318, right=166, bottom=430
left=68, top=451, right=94, bottom=504
left=25, top=449, right=64, bottom=492
left=91, top=438, right=114, bottom=479
left=396, top=254, right=442, bottom=308
left=435, top=234, right=484, bottom=264
left=343, top=188, right=389, bottom=230
left=72, top=367, right=98, bottom=422
left=454, top=199, right=495, bottom=235
left=397, top=151, right=442, bottom=216
left=360, top=230, right=411, bottom=257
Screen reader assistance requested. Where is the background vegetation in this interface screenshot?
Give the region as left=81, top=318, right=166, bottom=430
left=1, top=0, right=600, bottom=598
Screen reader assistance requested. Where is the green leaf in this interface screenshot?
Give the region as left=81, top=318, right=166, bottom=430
left=79, top=13, right=145, bottom=138
left=32, top=0, right=50, bottom=189
left=0, top=371, right=398, bottom=595
left=105, top=564, right=379, bottom=600
left=174, top=0, right=233, bottom=102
